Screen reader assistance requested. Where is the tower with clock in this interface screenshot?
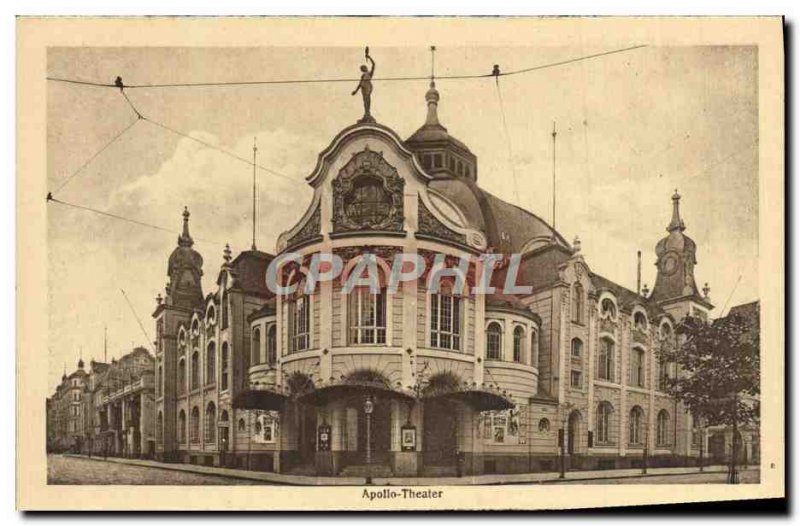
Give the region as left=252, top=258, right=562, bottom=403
left=649, top=190, right=713, bottom=320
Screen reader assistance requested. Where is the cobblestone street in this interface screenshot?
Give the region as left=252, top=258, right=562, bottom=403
left=47, top=455, right=267, bottom=485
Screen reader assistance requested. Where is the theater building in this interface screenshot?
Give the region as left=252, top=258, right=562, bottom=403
left=152, top=81, right=725, bottom=476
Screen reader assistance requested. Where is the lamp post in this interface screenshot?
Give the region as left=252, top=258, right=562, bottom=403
left=364, top=396, right=374, bottom=485
left=642, top=422, right=649, bottom=475
left=558, top=402, right=574, bottom=479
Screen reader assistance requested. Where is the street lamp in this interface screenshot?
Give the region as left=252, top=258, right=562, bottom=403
left=364, top=396, right=374, bottom=485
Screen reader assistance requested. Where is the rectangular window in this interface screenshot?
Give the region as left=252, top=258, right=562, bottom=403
left=598, top=338, right=614, bottom=382
left=348, top=288, right=387, bottom=345
left=289, top=297, right=311, bottom=352
left=570, top=370, right=582, bottom=389
left=630, top=349, right=645, bottom=387
left=430, top=293, right=461, bottom=351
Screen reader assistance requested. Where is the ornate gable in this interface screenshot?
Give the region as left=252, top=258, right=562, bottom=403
left=331, top=145, right=405, bottom=234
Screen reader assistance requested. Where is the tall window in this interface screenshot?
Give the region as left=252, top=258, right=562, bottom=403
left=348, top=287, right=386, bottom=344
left=221, top=291, right=229, bottom=330
left=691, top=414, right=701, bottom=447
left=629, top=406, right=644, bottom=445
left=596, top=402, right=613, bottom=444
left=634, top=311, right=648, bottom=331
left=486, top=322, right=502, bottom=360
left=206, top=342, right=216, bottom=385
left=572, top=283, right=584, bottom=323
left=430, top=285, right=461, bottom=351
left=156, top=365, right=162, bottom=397
left=289, top=296, right=310, bottom=352
left=513, top=326, right=525, bottom=363
left=191, top=350, right=199, bottom=390
left=531, top=331, right=539, bottom=367
left=178, top=358, right=186, bottom=395
left=205, top=402, right=216, bottom=443
left=571, top=338, right=583, bottom=358
left=598, top=337, right=615, bottom=382
left=221, top=343, right=229, bottom=391
left=156, top=412, right=163, bottom=445
left=630, top=348, right=645, bottom=387
left=658, top=359, right=670, bottom=391
left=267, top=325, right=277, bottom=365
left=190, top=407, right=200, bottom=443
left=656, top=410, right=670, bottom=446
left=570, top=370, right=582, bottom=389
left=251, top=328, right=261, bottom=365
left=178, top=410, right=186, bottom=443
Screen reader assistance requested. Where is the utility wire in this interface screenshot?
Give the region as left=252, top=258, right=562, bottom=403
left=120, top=288, right=152, bottom=348
left=494, top=81, right=522, bottom=207
left=141, top=116, right=298, bottom=183
left=46, top=45, right=647, bottom=89
left=47, top=196, right=224, bottom=246
left=51, top=117, right=141, bottom=194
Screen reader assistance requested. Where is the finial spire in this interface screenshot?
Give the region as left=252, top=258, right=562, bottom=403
left=223, top=243, right=232, bottom=264
left=551, top=122, right=558, bottom=237
left=179, top=206, right=194, bottom=247
left=252, top=137, right=258, bottom=251
left=430, top=45, right=436, bottom=82
left=667, top=189, right=686, bottom=232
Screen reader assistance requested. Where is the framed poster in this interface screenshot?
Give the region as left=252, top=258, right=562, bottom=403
left=401, top=425, right=416, bottom=452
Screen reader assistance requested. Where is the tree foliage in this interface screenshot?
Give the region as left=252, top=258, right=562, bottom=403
left=657, top=312, right=760, bottom=428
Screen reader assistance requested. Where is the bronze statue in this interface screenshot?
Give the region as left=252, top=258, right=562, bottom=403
left=352, top=46, right=376, bottom=122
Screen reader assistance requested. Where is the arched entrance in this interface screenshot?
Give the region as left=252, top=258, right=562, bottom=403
left=709, top=433, right=726, bottom=463
left=567, top=410, right=582, bottom=455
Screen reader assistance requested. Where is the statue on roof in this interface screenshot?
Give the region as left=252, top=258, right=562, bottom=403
left=351, top=46, right=376, bottom=123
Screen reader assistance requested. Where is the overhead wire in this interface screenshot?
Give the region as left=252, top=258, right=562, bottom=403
left=494, top=79, right=522, bottom=207
left=46, top=45, right=647, bottom=89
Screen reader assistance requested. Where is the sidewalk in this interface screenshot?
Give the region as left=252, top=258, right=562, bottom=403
left=64, top=454, right=754, bottom=486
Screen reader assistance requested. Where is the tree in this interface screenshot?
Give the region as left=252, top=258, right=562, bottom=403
left=657, top=311, right=760, bottom=483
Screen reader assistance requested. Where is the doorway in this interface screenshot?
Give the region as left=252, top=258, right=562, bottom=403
left=567, top=410, right=582, bottom=455
left=423, top=399, right=459, bottom=467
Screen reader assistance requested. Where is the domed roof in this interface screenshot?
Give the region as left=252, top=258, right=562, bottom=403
left=654, top=190, right=696, bottom=261
left=168, top=207, right=203, bottom=277
left=429, top=176, right=570, bottom=253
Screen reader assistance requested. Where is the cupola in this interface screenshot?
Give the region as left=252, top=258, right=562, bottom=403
left=165, top=207, right=204, bottom=309
left=405, top=81, right=477, bottom=181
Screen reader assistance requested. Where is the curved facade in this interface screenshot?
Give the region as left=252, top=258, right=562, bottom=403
left=150, top=83, right=757, bottom=476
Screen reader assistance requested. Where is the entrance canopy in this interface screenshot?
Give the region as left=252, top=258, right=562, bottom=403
left=298, top=383, right=415, bottom=407
left=232, top=388, right=288, bottom=411
left=427, top=389, right=515, bottom=412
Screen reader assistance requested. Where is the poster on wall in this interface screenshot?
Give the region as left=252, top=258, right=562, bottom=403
left=252, top=411, right=279, bottom=444
left=401, top=425, right=416, bottom=451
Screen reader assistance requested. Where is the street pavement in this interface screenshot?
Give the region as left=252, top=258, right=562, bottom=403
left=48, top=454, right=760, bottom=486
left=48, top=454, right=267, bottom=485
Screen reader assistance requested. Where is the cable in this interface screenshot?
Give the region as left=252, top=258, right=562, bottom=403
left=46, top=45, right=647, bottom=90
left=51, top=117, right=141, bottom=194
left=494, top=81, right=522, bottom=207
left=141, top=116, right=298, bottom=184
left=47, top=196, right=224, bottom=246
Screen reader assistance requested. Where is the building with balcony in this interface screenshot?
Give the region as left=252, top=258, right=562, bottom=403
left=150, top=80, right=748, bottom=476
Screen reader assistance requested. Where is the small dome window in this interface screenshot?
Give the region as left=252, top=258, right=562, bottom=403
left=601, top=298, right=617, bottom=319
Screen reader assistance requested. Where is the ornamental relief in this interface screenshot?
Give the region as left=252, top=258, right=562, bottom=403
left=416, top=197, right=467, bottom=246
left=599, top=318, right=616, bottom=334
left=331, top=145, right=405, bottom=234
left=286, top=203, right=322, bottom=248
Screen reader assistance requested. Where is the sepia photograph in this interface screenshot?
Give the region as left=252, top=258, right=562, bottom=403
left=16, top=16, right=784, bottom=511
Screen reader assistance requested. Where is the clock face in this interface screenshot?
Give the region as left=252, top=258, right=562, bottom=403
left=663, top=254, right=679, bottom=275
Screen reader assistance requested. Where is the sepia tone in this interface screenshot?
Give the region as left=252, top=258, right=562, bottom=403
left=19, top=17, right=784, bottom=510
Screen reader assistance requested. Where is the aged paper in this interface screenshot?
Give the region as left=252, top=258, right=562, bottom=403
left=18, top=16, right=784, bottom=510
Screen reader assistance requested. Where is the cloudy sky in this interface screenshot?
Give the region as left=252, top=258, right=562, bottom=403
left=46, top=45, right=758, bottom=388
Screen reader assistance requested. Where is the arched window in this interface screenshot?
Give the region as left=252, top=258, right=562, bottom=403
left=513, top=326, right=525, bottom=363
left=178, top=410, right=186, bottom=443
left=238, top=418, right=246, bottom=432
left=486, top=322, right=503, bottom=360
left=538, top=418, right=550, bottom=432
left=206, top=342, right=216, bottom=385
left=571, top=338, right=583, bottom=358
left=178, top=358, right=186, bottom=395
left=630, top=347, right=645, bottom=387
left=601, top=298, right=617, bottom=319
left=190, top=407, right=200, bottom=443
left=156, top=364, right=162, bottom=397
left=289, top=296, right=311, bottom=352
left=531, top=331, right=539, bottom=367
left=658, top=359, right=670, bottom=391
left=348, top=287, right=387, bottom=344
left=267, top=325, right=277, bottom=365
left=629, top=406, right=645, bottom=445
left=345, top=175, right=393, bottom=226
left=251, top=327, right=261, bottom=366
left=598, top=337, right=615, bottom=382
left=191, top=350, right=199, bottom=390
left=430, top=282, right=462, bottom=351
left=572, top=283, right=584, bottom=323
left=221, top=343, right=229, bottom=391
left=634, top=311, right=648, bottom=331
left=221, top=290, right=229, bottom=330
left=156, top=411, right=163, bottom=444
left=596, top=402, right=613, bottom=444
left=657, top=410, right=670, bottom=446
left=205, top=402, right=216, bottom=443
